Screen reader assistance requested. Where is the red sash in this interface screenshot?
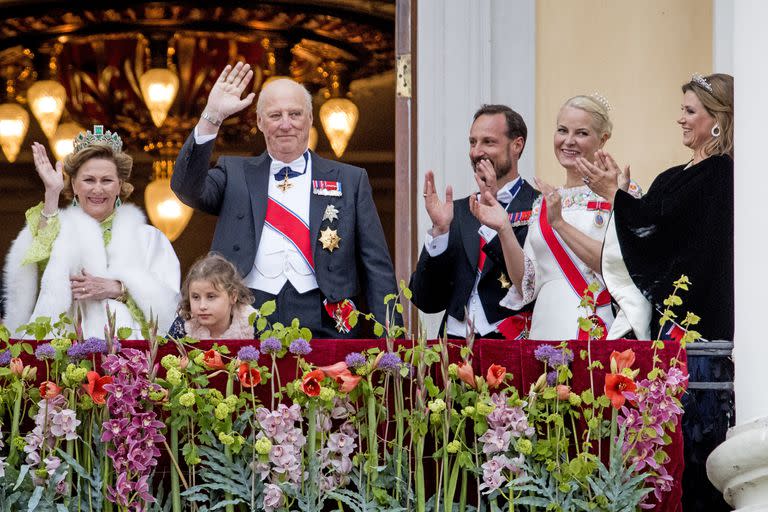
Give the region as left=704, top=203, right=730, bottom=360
left=497, top=311, right=531, bottom=339
left=477, top=237, right=487, bottom=273
left=265, top=197, right=314, bottom=270
left=538, top=200, right=609, bottom=340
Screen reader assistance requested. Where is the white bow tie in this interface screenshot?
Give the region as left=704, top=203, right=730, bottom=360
left=270, top=152, right=308, bottom=176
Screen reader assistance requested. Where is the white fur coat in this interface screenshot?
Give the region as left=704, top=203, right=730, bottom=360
left=3, top=203, right=180, bottom=339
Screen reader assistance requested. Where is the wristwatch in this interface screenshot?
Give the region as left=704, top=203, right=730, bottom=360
left=200, top=111, right=222, bottom=127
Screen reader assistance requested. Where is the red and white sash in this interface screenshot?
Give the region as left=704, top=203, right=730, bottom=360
left=539, top=199, right=610, bottom=340
left=265, top=197, right=315, bottom=271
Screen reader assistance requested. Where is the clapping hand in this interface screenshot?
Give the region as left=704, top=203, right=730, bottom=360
left=535, top=177, right=564, bottom=229
left=576, top=150, right=630, bottom=202
left=469, top=190, right=509, bottom=232
left=32, top=142, right=63, bottom=196
left=423, top=170, right=453, bottom=236
left=473, top=158, right=499, bottom=198
left=203, top=62, right=257, bottom=122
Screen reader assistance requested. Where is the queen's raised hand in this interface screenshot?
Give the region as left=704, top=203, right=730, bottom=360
left=32, top=142, right=63, bottom=196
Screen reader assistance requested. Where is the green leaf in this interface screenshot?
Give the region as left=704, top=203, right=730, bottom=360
left=403, top=287, right=413, bottom=300
left=256, top=317, right=268, bottom=332
left=383, top=293, right=397, bottom=304
left=259, top=300, right=276, bottom=317
left=117, top=326, right=132, bottom=339
left=373, top=322, right=384, bottom=337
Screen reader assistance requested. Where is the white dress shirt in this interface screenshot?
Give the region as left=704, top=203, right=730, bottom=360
left=424, top=177, right=522, bottom=337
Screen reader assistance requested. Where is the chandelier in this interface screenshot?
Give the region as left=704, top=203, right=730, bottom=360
left=0, top=3, right=394, bottom=240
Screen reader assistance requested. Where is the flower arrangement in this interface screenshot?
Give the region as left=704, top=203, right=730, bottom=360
left=0, top=280, right=693, bottom=511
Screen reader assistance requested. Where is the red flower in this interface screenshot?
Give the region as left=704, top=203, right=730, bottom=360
left=609, top=349, right=636, bottom=374
left=39, top=380, right=62, bottom=399
left=604, top=373, right=637, bottom=409
left=302, top=369, right=325, bottom=397
left=82, top=371, right=113, bottom=404
left=457, top=362, right=477, bottom=389
left=486, top=364, right=506, bottom=389
left=202, top=349, right=226, bottom=370
left=335, top=370, right=362, bottom=393
left=238, top=363, right=262, bottom=388
left=318, top=361, right=348, bottom=379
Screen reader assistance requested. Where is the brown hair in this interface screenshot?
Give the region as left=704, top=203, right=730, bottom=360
left=682, top=73, right=734, bottom=158
left=178, top=253, right=254, bottom=320
left=473, top=104, right=528, bottom=157
left=62, top=144, right=134, bottom=200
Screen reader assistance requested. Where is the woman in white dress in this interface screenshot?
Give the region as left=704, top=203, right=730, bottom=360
left=3, top=126, right=180, bottom=339
left=470, top=95, right=638, bottom=340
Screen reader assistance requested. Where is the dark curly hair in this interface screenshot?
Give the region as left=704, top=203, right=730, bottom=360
left=178, top=253, right=254, bottom=320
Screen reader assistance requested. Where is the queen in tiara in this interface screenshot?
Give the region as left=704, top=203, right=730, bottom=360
left=469, top=93, right=640, bottom=340
left=2, top=126, right=181, bottom=339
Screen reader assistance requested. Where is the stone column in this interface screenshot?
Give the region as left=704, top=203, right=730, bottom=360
left=707, top=0, right=768, bottom=508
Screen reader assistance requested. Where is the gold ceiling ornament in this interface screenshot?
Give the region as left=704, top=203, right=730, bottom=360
left=319, top=62, right=358, bottom=158
left=50, top=121, right=84, bottom=162
left=144, top=148, right=193, bottom=242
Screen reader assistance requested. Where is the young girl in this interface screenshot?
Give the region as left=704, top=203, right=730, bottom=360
left=168, top=253, right=257, bottom=339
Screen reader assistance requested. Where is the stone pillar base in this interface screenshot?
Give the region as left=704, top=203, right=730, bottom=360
left=708, top=416, right=768, bottom=509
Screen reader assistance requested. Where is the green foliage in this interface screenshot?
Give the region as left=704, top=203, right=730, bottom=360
left=181, top=442, right=257, bottom=510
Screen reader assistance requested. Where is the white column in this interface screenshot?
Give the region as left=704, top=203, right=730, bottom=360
left=707, top=1, right=768, bottom=508
left=416, top=0, right=536, bottom=336
left=713, top=0, right=734, bottom=74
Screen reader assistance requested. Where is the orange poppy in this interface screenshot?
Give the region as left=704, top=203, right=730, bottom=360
left=238, top=363, right=262, bottom=388
left=604, top=373, right=637, bottom=409
left=202, top=349, right=226, bottom=370
left=39, top=380, right=62, bottom=399
left=457, top=362, right=477, bottom=389
left=335, top=370, right=363, bottom=393
left=609, top=349, right=636, bottom=374
left=302, top=369, right=325, bottom=397
left=82, top=371, right=113, bottom=405
left=486, top=364, right=506, bottom=389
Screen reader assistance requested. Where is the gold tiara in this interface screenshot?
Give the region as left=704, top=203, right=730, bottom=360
left=72, top=125, right=123, bottom=154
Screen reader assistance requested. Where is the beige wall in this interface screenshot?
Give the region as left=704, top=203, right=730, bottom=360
left=535, top=0, right=712, bottom=190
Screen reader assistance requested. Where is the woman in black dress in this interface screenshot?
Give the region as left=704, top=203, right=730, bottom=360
left=577, top=73, right=734, bottom=511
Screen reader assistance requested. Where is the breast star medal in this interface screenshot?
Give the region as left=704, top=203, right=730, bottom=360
left=498, top=272, right=511, bottom=289
left=277, top=169, right=293, bottom=192
left=322, top=204, right=340, bottom=222
left=319, top=227, right=341, bottom=252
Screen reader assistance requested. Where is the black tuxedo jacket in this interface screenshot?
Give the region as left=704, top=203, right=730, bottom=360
left=172, top=133, right=398, bottom=324
left=409, top=180, right=539, bottom=329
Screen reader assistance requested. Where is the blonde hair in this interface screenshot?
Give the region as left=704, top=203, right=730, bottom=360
left=178, top=253, right=254, bottom=320
left=682, top=73, right=734, bottom=158
left=560, top=95, right=613, bottom=139
left=62, top=144, right=134, bottom=200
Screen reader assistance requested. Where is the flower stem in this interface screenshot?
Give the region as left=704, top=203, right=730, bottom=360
left=224, top=374, right=235, bottom=512
left=366, top=377, right=379, bottom=484
left=6, top=379, right=23, bottom=466
left=169, top=424, right=182, bottom=512
left=415, top=434, right=425, bottom=512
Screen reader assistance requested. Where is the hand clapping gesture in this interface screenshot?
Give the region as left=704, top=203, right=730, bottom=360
left=535, top=177, right=564, bottom=229
left=423, top=170, right=454, bottom=236
left=201, top=62, right=257, bottom=126
left=469, top=169, right=508, bottom=232
left=576, top=150, right=631, bottom=202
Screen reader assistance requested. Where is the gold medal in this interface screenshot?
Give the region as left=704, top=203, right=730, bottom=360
left=277, top=169, right=293, bottom=192
left=498, top=272, right=511, bottom=289
left=319, top=227, right=341, bottom=252
left=323, top=204, right=340, bottom=222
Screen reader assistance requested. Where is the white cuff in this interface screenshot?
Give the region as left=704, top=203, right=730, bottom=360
left=478, top=225, right=498, bottom=244
left=194, top=125, right=218, bottom=145
left=424, top=230, right=449, bottom=257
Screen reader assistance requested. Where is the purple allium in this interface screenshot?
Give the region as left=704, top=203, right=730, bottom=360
left=67, top=337, right=108, bottom=360
left=0, top=350, right=10, bottom=366
left=378, top=352, right=402, bottom=372
left=288, top=338, right=312, bottom=356
left=344, top=352, right=366, bottom=369
left=260, top=337, right=282, bottom=355
left=34, top=343, right=56, bottom=360
left=534, top=344, right=559, bottom=363
left=237, top=346, right=261, bottom=361
left=546, top=370, right=558, bottom=386
left=534, top=344, right=573, bottom=368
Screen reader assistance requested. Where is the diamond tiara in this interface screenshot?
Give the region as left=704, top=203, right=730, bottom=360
left=590, top=92, right=612, bottom=112
left=691, top=73, right=713, bottom=93
left=72, top=125, right=123, bottom=154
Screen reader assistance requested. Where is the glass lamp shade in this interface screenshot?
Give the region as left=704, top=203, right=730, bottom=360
left=144, top=177, right=192, bottom=242
left=139, top=68, right=179, bottom=128
left=308, top=126, right=318, bottom=151
left=51, top=122, right=85, bottom=161
left=0, top=103, right=29, bottom=163
left=27, top=80, right=67, bottom=139
left=319, top=97, right=358, bottom=158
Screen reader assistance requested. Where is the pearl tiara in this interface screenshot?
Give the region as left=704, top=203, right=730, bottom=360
left=690, top=73, right=713, bottom=93
left=73, top=125, right=123, bottom=154
left=590, top=92, right=612, bottom=112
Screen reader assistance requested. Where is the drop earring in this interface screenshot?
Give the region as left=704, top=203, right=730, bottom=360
left=711, top=124, right=721, bottom=137
left=72, top=196, right=79, bottom=207
left=115, top=197, right=122, bottom=208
